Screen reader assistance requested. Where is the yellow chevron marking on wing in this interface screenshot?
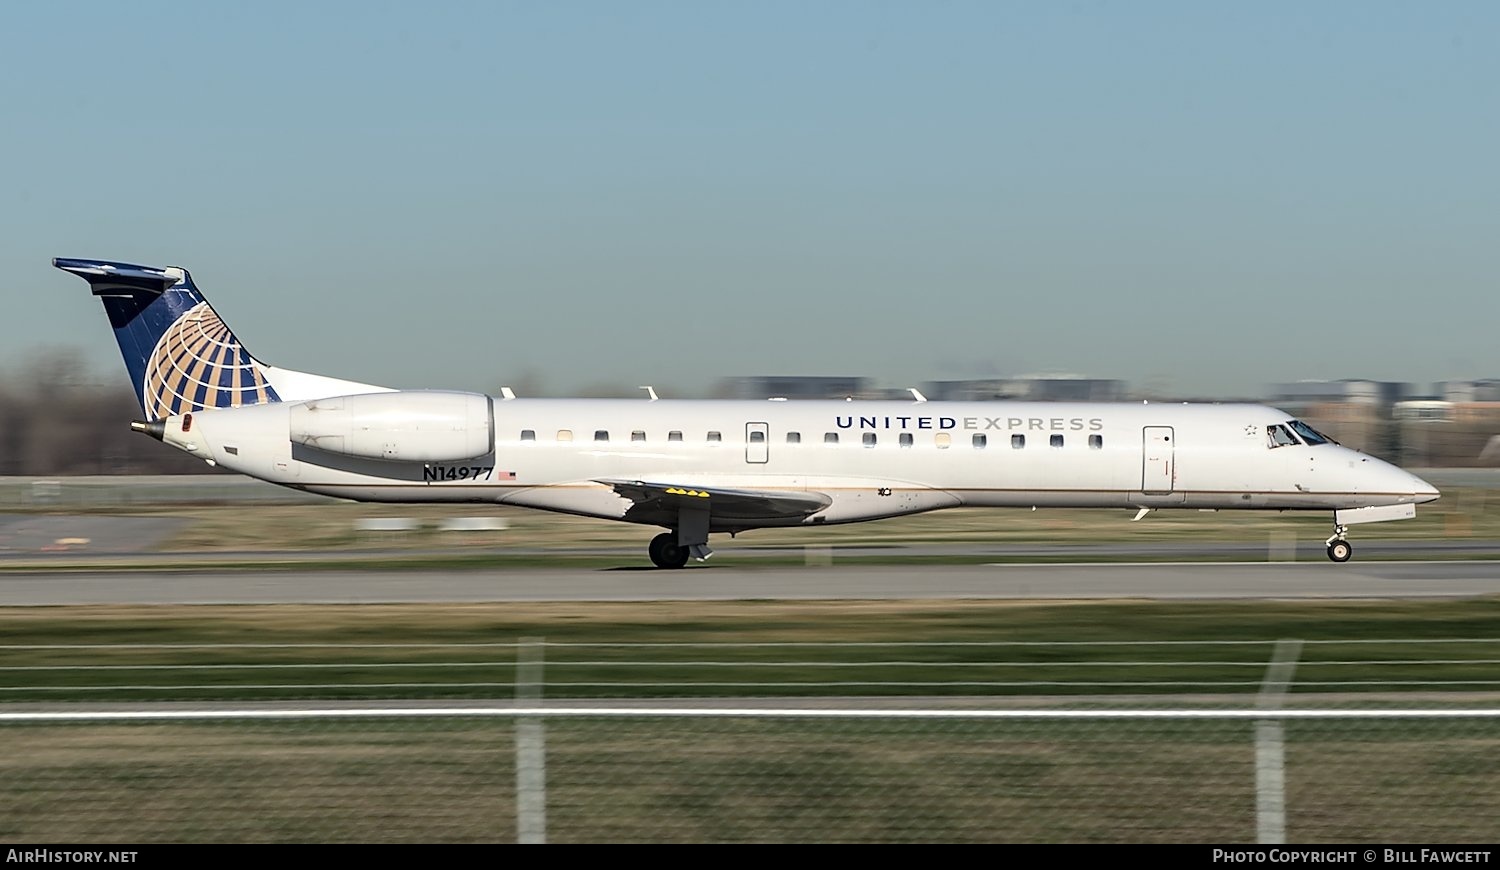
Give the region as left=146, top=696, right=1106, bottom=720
left=664, top=487, right=711, bottom=498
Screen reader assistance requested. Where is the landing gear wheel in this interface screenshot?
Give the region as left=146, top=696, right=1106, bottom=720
left=1325, top=520, right=1353, bottom=563
left=648, top=532, right=689, bottom=569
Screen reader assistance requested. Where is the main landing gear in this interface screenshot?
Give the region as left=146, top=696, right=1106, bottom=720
left=647, top=510, right=714, bottom=568
left=1325, top=523, right=1353, bottom=563
left=648, top=532, right=689, bottom=569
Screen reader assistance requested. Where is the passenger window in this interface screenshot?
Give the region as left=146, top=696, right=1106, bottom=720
left=668, top=430, right=683, bottom=442
left=557, top=430, right=573, bottom=442
left=899, top=433, right=913, bottom=448
left=594, top=430, right=609, bottom=443
left=973, top=434, right=987, bottom=449
left=1051, top=434, right=1064, bottom=448
left=824, top=433, right=839, bottom=445
left=631, top=430, right=646, bottom=442
left=520, top=429, right=535, bottom=442
left=707, top=431, right=722, bottom=443
left=1089, top=434, right=1103, bottom=450
left=786, top=432, right=801, bottom=444
left=935, top=433, right=951, bottom=449
left=749, top=431, right=766, bottom=444
left=1011, top=434, right=1025, bottom=449
left=863, top=432, right=877, bottom=448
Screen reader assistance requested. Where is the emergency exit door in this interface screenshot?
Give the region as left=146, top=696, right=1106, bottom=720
left=746, top=422, right=769, bottom=464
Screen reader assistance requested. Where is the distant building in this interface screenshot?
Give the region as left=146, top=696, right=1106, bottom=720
left=1267, top=381, right=1413, bottom=459
left=1268, top=380, right=1412, bottom=406
left=718, top=376, right=873, bottom=400
left=1266, top=380, right=1500, bottom=465
left=1396, top=398, right=1500, bottom=467
left=1393, top=401, right=1454, bottom=424
left=1434, top=379, right=1500, bottom=403
left=923, top=377, right=1127, bottom=402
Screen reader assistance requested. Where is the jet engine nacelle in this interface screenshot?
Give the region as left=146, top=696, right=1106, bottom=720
left=288, top=391, right=494, bottom=462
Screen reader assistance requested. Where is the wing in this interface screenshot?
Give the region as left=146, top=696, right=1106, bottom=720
left=596, top=478, right=832, bottom=524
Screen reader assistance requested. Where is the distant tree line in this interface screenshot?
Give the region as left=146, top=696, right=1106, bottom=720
left=0, top=350, right=209, bottom=475
left=0, top=351, right=679, bottom=476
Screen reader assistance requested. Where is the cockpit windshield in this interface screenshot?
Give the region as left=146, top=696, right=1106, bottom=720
left=1267, top=424, right=1300, bottom=448
left=1286, top=420, right=1334, bottom=446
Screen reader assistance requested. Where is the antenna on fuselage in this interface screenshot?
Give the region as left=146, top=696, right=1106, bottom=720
left=908, top=388, right=927, bottom=403
left=500, top=387, right=516, bottom=400
left=640, top=386, right=659, bottom=401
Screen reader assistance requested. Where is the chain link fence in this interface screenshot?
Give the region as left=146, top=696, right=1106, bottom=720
left=4, top=638, right=1500, bottom=842
left=1, top=709, right=1498, bottom=843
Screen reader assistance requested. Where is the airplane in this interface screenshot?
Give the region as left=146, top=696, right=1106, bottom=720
left=54, top=257, right=1440, bottom=567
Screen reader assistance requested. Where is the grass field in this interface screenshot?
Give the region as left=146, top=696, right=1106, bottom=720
left=3, top=598, right=1499, bottom=704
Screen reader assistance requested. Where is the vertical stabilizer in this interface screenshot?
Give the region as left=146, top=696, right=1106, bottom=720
left=54, top=258, right=279, bottom=417
left=54, top=258, right=388, bottom=417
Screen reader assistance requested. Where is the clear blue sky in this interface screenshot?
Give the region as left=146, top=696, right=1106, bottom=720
left=5, top=1, right=1497, bottom=398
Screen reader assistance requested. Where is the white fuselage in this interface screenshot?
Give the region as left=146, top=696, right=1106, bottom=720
left=156, top=396, right=1438, bottom=533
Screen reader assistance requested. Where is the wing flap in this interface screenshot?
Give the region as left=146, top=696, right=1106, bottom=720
left=597, top=479, right=832, bottom=522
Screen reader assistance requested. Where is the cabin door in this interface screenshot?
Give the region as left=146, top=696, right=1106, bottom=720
left=1142, top=426, right=1175, bottom=494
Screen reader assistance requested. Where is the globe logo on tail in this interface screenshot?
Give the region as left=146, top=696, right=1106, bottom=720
left=142, top=302, right=278, bottom=419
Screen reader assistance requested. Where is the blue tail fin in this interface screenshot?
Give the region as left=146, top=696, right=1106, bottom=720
left=54, top=258, right=281, bottom=418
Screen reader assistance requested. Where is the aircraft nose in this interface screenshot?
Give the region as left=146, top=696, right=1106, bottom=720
left=1411, top=472, right=1441, bottom=503
left=1379, top=460, right=1440, bottom=503
left=1360, top=454, right=1440, bottom=503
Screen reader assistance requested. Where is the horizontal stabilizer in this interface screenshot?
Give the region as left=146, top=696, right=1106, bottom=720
left=53, top=258, right=182, bottom=294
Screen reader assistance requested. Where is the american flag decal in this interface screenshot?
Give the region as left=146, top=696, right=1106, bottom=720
left=498, top=471, right=517, bottom=480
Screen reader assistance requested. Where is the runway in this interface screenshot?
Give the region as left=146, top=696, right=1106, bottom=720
left=2, top=561, right=1499, bottom=605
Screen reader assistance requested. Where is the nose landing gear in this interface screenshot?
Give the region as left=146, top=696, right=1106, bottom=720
left=1325, top=523, right=1352, bottom=563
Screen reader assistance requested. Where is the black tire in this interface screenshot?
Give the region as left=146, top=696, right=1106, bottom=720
left=1327, top=540, right=1353, bottom=563
left=649, top=532, right=689, bottom=569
